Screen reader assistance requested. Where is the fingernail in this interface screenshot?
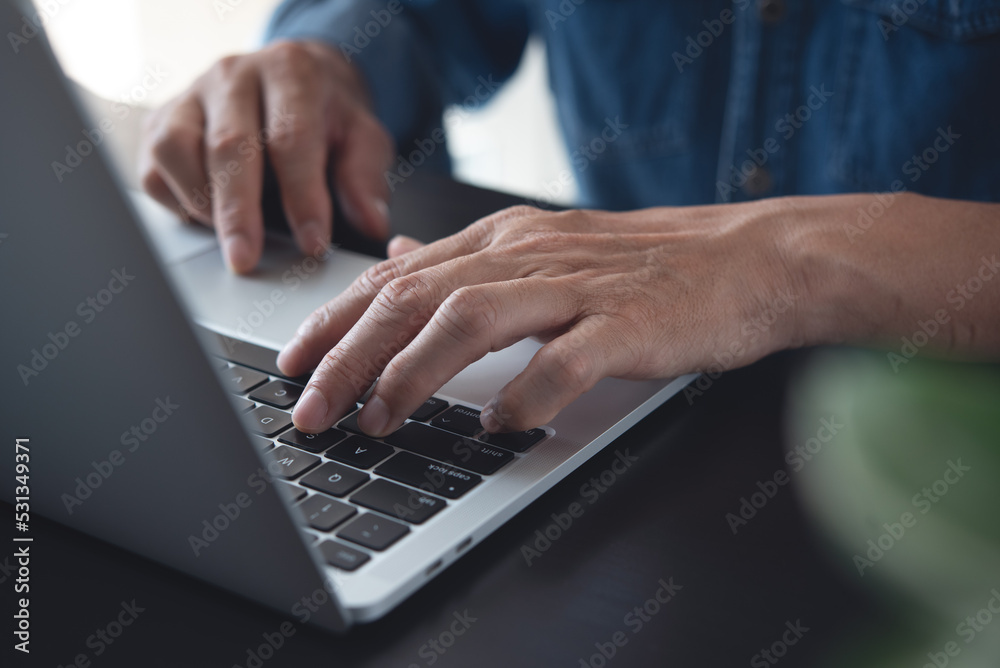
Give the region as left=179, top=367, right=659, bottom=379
left=358, top=394, right=389, bottom=436
left=481, top=399, right=502, bottom=433
left=223, top=233, right=252, bottom=273
left=276, top=339, right=301, bottom=375
left=293, top=387, right=329, bottom=432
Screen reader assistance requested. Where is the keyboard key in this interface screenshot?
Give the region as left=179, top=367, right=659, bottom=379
left=337, top=513, right=409, bottom=551
left=301, top=462, right=369, bottom=497
left=325, top=436, right=394, bottom=469
left=337, top=411, right=363, bottom=435
left=431, top=405, right=483, bottom=437
left=197, top=326, right=310, bottom=383
left=219, top=365, right=268, bottom=394
left=409, top=397, right=449, bottom=422
left=243, top=405, right=293, bottom=437
left=249, top=380, right=303, bottom=409
left=476, top=428, right=547, bottom=453
left=278, top=481, right=307, bottom=502
left=250, top=435, right=273, bottom=452
left=279, top=428, right=347, bottom=454
left=230, top=396, right=256, bottom=413
left=375, top=452, right=481, bottom=499
left=319, top=540, right=370, bottom=571
left=350, top=479, right=446, bottom=524
left=383, top=422, right=514, bottom=475
left=296, top=494, right=356, bottom=531
left=264, top=445, right=320, bottom=479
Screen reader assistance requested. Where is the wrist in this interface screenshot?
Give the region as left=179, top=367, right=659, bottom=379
left=768, top=193, right=911, bottom=350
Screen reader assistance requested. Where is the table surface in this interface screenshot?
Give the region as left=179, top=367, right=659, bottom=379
left=10, top=349, right=891, bottom=668
left=8, top=92, right=892, bottom=668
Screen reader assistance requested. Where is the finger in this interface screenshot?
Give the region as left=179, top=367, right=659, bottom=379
left=332, top=114, right=394, bottom=240
left=290, top=253, right=506, bottom=433
left=260, top=50, right=333, bottom=258
left=387, top=235, right=425, bottom=258
left=140, top=167, right=185, bottom=217
left=357, top=278, right=579, bottom=436
left=277, top=223, right=492, bottom=376
left=202, top=65, right=265, bottom=274
left=144, top=97, right=212, bottom=225
left=482, top=317, right=631, bottom=432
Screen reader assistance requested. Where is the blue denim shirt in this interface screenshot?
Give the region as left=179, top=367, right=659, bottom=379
left=266, top=0, right=1000, bottom=210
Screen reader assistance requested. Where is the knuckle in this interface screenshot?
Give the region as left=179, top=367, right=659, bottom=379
left=356, top=258, right=407, bottom=296
left=375, top=272, right=438, bottom=316
left=436, top=287, right=500, bottom=342
left=212, top=54, right=245, bottom=78
left=149, top=123, right=200, bottom=165
left=264, top=116, right=310, bottom=153
left=214, top=200, right=256, bottom=233
left=475, top=205, right=538, bottom=240
left=265, top=41, right=318, bottom=77
left=205, top=128, right=247, bottom=157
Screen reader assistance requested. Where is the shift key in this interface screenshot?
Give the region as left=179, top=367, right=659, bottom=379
left=383, top=422, right=513, bottom=475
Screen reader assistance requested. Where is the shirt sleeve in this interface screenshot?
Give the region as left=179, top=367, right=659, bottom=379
left=264, top=0, right=530, bottom=153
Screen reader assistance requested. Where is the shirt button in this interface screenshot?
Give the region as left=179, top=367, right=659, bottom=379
left=758, top=0, right=786, bottom=24
left=741, top=166, right=773, bottom=197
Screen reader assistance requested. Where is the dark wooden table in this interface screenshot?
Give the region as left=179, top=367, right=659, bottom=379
left=7, top=346, right=889, bottom=668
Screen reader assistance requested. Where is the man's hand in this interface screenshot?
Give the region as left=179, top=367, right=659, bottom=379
left=139, top=40, right=394, bottom=273
left=277, top=202, right=803, bottom=436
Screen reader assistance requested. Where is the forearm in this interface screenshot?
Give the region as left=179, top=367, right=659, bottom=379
left=778, top=192, right=1000, bottom=359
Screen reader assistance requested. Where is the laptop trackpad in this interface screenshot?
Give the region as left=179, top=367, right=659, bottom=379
left=132, top=191, right=542, bottom=408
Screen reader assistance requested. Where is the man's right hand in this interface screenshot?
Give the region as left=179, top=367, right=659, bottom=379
left=139, top=40, right=394, bottom=273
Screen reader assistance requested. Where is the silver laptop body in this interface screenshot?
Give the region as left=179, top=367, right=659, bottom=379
left=0, top=1, right=693, bottom=631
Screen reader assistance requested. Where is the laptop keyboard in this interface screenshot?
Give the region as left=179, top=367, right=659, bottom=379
left=207, top=331, right=548, bottom=572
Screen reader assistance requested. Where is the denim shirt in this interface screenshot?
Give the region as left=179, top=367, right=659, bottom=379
left=266, top=0, right=1000, bottom=210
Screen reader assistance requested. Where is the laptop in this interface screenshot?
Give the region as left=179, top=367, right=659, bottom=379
left=0, top=1, right=694, bottom=632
